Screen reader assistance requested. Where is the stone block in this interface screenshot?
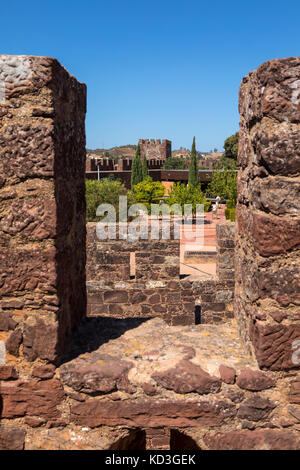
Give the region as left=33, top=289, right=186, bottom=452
left=0, top=55, right=87, bottom=363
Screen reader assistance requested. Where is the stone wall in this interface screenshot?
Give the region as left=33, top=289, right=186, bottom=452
left=2, top=55, right=300, bottom=451
left=0, top=55, right=87, bottom=364
left=86, top=222, right=195, bottom=325
left=235, top=57, right=300, bottom=372
left=86, top=221, right=235, bottom=325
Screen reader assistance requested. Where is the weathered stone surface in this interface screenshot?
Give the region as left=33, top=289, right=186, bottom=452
left=251, top=177, right=300, bottom=217
left=204, top=429, right=300, bottom=450
left=103, top=291, right=129, bottom=303
left=238, top=122, right=252, bottom=168
left=236, top=57, right=300, bottom=375
left=46, top=419, right=68, bottom=429
left=23, top=318, right=59, bottom=362
left=239, top=57, right=300, bottom=124
left=0, top=311, right=17, bottom=331
left=0, top=427, right=26, bottom=450
left=227, top=389, right=245, bottom=404
left=0, top=247, right=57, bottom=297
left=0, top=55, right=87, bottom=363
left=288, top=406, right=300, bottom=422
left=142, top=382, right=157, bottom=396
left=0, top=340, right=5, bottom=364
left=24, top=416, right=47, bottom=428
left=237, top=395, right=276, bottom=421
left=250, top=322, right=300, bottom=370
left=152, top=360, right=221, bottom=395
left=269, top=311, right=287, bottom=323
left=0, top=365, right=18, bottom=380
left=289, top=380, right=300, bottom=404
left=252, top=125, right=300, bottom=175
left=251, top=212, right=300, bottom=257
left=0, top=199, right=57, bottom=239
left=1, top=379, right=64, bottom=418
left=1, top=299, right=24, bottom=309
left=24, top=427, right=120, bottom=450
left=59, top=353, right=133, bottom=394
left=236, top=205, right=300, bottom=256
left=71, top=398, right=236, bottom=428
left=255, top=266, right=300, bottom=307
left=32, top=364, right=56, bottom=380
left=5, top=328, right=23, bottom=356
left=236, top=369, right=275, bottom=391
left=219, top=364, right=236, bottom=384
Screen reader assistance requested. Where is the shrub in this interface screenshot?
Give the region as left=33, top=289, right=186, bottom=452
left=226, top=200, right=233, bottom=209
left=207, top=169, right=237, bottom=203
left=225, top=208, right=231, bottom=220
left=229, top=208, right=236, bottom=222
left=167, top=182, right=211, bottom=215
left=132, top=177, right=165, bottom=205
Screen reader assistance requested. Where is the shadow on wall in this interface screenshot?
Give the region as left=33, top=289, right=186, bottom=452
left=109, top=429, right=201, bottom=450
left=109, top=429, right=147, bottom=450
left=170, top=430, right=200, bottom=450
left=60, top=316, right=150, bottom=364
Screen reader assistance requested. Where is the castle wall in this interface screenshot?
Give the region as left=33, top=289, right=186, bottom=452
left=0, top=56, right=87, bottom=364
left=235, top=57, right=300, bottom=371
left=139, top=139, right=171, bottom=160
left=1, top=55, right=299, bottom=451
left=86, top=221, right=235, bottom=325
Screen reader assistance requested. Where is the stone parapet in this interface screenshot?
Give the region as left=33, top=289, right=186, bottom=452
left=0, top=55, right=87, bottom=364
left=235, top=56, right=300, bottom=371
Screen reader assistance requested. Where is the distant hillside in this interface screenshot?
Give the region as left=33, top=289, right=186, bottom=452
left=87, top=145, right=137, bottom=159
left=172, top=149, right=221, bottom=159
left=172, top=149, right=190, bottom=158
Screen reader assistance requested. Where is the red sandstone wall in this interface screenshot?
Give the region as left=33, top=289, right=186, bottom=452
left=0, top=55, right=87, bottom=364
left=86, top=222, right=191, bottom=325
left=86, top=221, right=235, bottom=325
left=235, top=57, right=300, bottom=371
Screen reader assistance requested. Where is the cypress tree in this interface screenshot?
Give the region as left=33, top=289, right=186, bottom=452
left=188, top=136, right=199, bottom=187
left=131, top=143, right=143, bottom=188
left=142, top=154, right=149, bottom=180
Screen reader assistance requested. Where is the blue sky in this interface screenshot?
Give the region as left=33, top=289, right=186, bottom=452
left=1, top=0, right=300, bottom=151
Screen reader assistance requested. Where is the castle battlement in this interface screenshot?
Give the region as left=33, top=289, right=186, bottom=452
left=138, top=138, right=172, bottom=160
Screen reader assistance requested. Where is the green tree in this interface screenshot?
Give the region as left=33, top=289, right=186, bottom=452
left=142, top=154, right=149, bottom=180
left=223, top=132, right=239, bottom=161
left=207, top=169, right=237, bottom=203
left=85, top=179, right=136, bottom=222
left=131, top=143, right=143, bottom=188
left=220, top=156, right=237, bottom=170
left=163, top=157, right=188, bottom=170
left=188, top=136, right=199, bottom=187
left=167, top=182, right=211, bottom=214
